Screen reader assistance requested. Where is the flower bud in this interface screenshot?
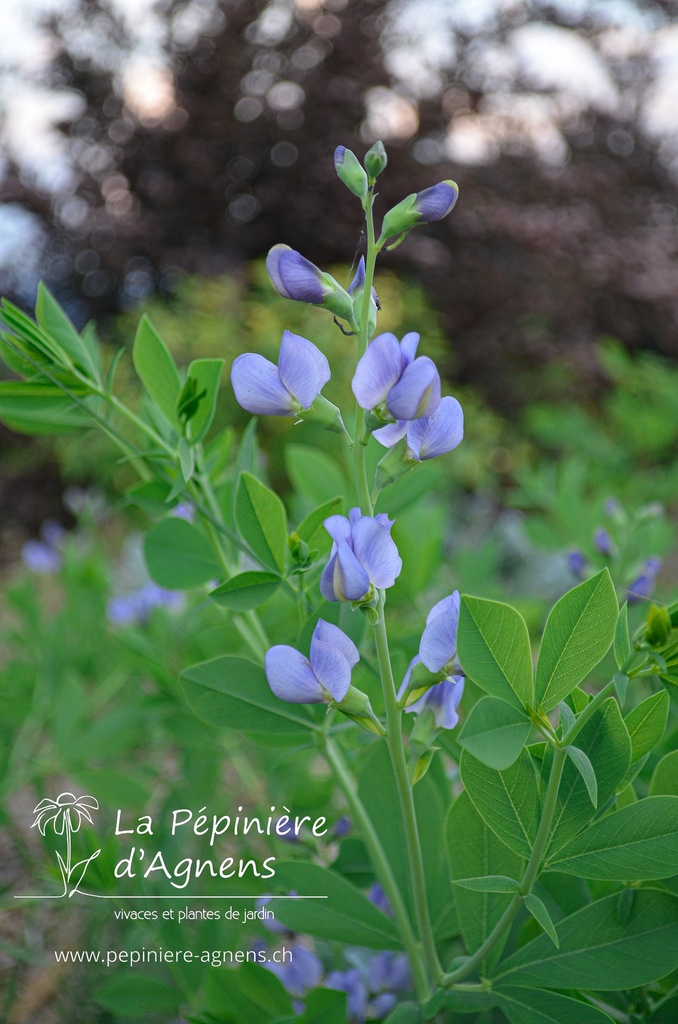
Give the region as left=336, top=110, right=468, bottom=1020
left=645, top=604, right=672, bottom=647
left=266, top=245, right=354, bottom=323
left=399, top=657, right=444, bottom=707
left=364, top=140, right=388, bottom=181
left=334, top=146, right=368, bottom=201
left=374, top=436, right=418, bottom=490
left=377, top=180, right=459, bottom=248
left=335, top=685, right=385, bottom=735
left=297, top=393, right=350, bottom=439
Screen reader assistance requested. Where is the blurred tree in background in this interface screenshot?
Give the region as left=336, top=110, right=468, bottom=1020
left=1, top=0, right=678, bottom=410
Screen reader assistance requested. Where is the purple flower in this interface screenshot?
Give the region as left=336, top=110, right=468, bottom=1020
left=267, top=245, right=327, bottom=304
left=320, top=508, right=402, bottom=603
left=374, top=396, right=464, bottom=460
left=172, top=502, right=194, bottom=522
left=368, top=952, right=410, bottom=994
left=107, top=582, right=184, bottom=627
left=265, top=619, right=359, bottom=704
left=419, top=592, right=461, bottom=673
left=627, top=557, right=662, bottom=604
left=326, top=969, right=368, bottom=1023
left=21, top=518, right=65, bottom=575
left=348, top=257, right=379, bottom=304
left=367, top=883, right=392, bottom=917
left=332, top=815, right=352, bottom=839
left=412, top=180, right=459, bottom=222
left=352, top=333, right=440, bottom=423
left=400, top=658, right=465, bottom=730
left=268, top=942, right=323, bottom=998
left=594, top=527, right=614, bottom=557
left=231, top=330, right=330, bottom=417
left=567, top=549, right=587, bottom=580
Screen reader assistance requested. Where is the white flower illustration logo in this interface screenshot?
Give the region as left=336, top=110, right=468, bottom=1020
left=31, top=792, right=101, bottom=897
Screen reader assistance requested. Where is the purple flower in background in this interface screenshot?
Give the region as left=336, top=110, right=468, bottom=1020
left=594, top=527, right=615, bottom=557
left=604, top=496, right=622, bottom=517
left=267, top=245, right=328, bottom=304
left=326, top=969, right=369, bottom=1023
left=367, top=883, right=392, bottom=917
left=352, top=333, right=440, bottom=423
left=628, top=557, right=662, bottom=604
left=332, top=815, right=352, bottom=839
left=21, top=519, right=65, bottom=575
left=347, top=257, right=379, bottom=304
left=412, top=180, right=459, bottom=222
left=107, top=582, right=184, bottom=627
left=172, top=502, right=194, bottom=522
left=368, top=952, right=410, bottom=995
left=399, top=657, right=465, bottom=730
left=265, top=620, right=359, bottom=704
left=567, top=549, right=587, bottom=580
left=374, top=396, right=464, bottom=460
left=231, top=330, right=330, bottom=417
left=320, top=508, right=402, bottom=603
left=268, top=942, right=323, bottom=998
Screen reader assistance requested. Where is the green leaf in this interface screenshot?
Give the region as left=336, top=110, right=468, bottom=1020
left=458, top=696, right=532, bottom=769
left=558, top=700, right=576, bottom=735
left=614, top=602, right=631, bottom=670
left=267, top=862, right=400, bottom=949
left=300, top=988, right=347, bottom=1024
left=452, top=875, right=520, bottom=893
left=549, top=795, right=678, bottom=879
left=0, top=381, right=91, bottom=434
left=132, top=314, right=181, bottom=427
left=460, top=749, right=541, bottom=859
left=203, top=963, right=292, bottom=1023
left=545, top=697, right=631, bottom=855
left=565, top=745, right=598, bottom=807
left=358, top=745, right=454, bottom=937
left=235, top=472, right=287, bottom=573
left=624, top=690, right=669, bottom=761
left=285, top=443, right=346, bottom=505
left=0, top=298, right=68, bottom=363
left=177, top=436, right=195, bottom=482
left=209, top=572, right=280, bottom=611
left=535, top=570, right=618, bottom=712
left=422, top=988, right=497, bottom=1017
left=296, top=496, right=344, bottom=546
left=125, top=480, right=174, bottom=517
left=144, top=518, right=218, bottom=589
left=447, top=792, right=524, bottom=964
left=96, top=976, right=182, bottom=1017
left=495, top=987, right=614, bottom=1024
left=524, top=893, right=559, bottom=947
left=181, top=656, right=316, bottom=737
left=457, top=596, right=534, bottom=709
left=651, top=750, right=678, bottom=796
left=36, top=283, right=101, bottom=383
left=383, top=1002, right=421, bottom=1023
left=496, top=889, right=678, bottom=989
left=184, top=357, right=224, bottom=442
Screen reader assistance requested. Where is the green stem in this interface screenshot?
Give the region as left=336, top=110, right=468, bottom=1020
left=561, top=680, right=615, bottom=747
left=373, top=593, right=443, bottom=985
left=441, top=746, right=568, bottom=987
left=323, top=736, right=429, bottom=1001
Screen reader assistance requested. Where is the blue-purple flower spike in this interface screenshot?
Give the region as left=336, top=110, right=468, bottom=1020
left=399, top=656, right=465, bottom=730
left=320, top=508, right=402, bottom=603
left=374, top=395, right=464, bottom=459
left=265, top=619, right=359, bottom=704
left=231, top=330, right=330, bottom=416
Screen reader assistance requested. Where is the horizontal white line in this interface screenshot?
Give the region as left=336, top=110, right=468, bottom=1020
left=14, top=893, right=327, bottom=900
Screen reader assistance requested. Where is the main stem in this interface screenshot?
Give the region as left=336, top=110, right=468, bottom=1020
left=441, top=745, right=568, bottom=987
left=351, top=193, right=442, bottom=987
left=323, top=737, right=429, bottom=1000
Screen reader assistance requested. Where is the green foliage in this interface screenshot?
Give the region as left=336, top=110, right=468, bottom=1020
left=457, top=696, right=532, bottom=769
left=235, top=472, right=287, bottom=574
left=460, top=749, right=541, bottom=858
left=144, top=518, right=219, bottom=589
left=457, top=597, right=534, bottom=709
left=132, top=314, right=182, bottom=429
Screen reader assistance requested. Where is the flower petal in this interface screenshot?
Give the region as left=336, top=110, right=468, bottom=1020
left=334, top=541, right=371, bottom=601
left=386, top=356, right=441, bottom=420
left=407, top=396, right=464, bottom=460
left=351, top=517, right=402, bottom=589
left=309, top=637, right=352, bottom=702
left=373, top=420, right=408, bottom=449
left=278, top=250, right=326, bottom=304
left=265, top=646, right=325, bottom=703
left=323, top=513, right=352, bottom=547
left=352, top=333, right=403, bottom=410
left=320, top=553, right=339, bottom=602
left=419, top=677, right=465, bottom=729
left=400, top=332, right=420, bottom=367
left=413, top=180, right=459, bottom=222
left=231, top=353, right=294, bottom=416
left=33, top=797, right=59, bottom=813
left=313, top=619, right=359, bottom=668
left=278, top=330, right=330, bottom=409
left=420, top=592, right=460, bottom=672
left=397, top=656, right=418, bottom=702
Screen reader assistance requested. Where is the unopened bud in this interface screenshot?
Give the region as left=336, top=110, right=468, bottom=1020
left=334, top=146, right=368, bottom=201
left=335, top=685, right=385, bottom=735
left=364, top=140, right=388, bottom=181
